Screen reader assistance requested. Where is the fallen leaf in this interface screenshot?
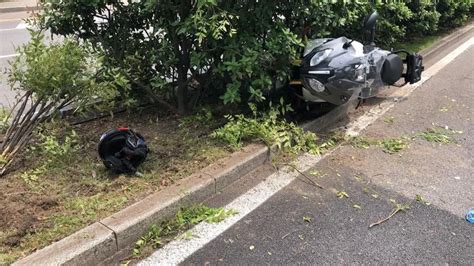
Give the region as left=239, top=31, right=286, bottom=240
left=303, top=216, right=312, bottom=223
left=353, top=204, right=362, bottom=209
left=336, top=191, right=349, bottom=199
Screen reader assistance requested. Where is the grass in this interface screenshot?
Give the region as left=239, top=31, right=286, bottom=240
left=394, top=32, right=444, bottom=53
left=130, top=205, right=237, bottom=261
left=349, top=136, right=376, bottom=149
left=0, top=108, right=231, bottom=264
left=417, top=126, right=458, bottom=144
left=0, top=107, right=9, bottom=133
left=348, top=124, right=462, bottom=154
left=379, top=137, right=410, bottom=154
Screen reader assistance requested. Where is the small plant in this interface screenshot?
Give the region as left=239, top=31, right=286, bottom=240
left=21, top=165, right=47, bottom=186
left=212, top=102, right=321, bottom=155
left=20, top=127, right=80, bottom=185
left=0, top=107, right=9, bottom=133
left=0, top=30, right=128, bottom=176
left=349, top=136, right=375, bottom=149
left=179, top=107, right=214, bottom=128
left=417, top=127, right=457, bottom=144
left=133, top=205, right=237, bottom=258
left=380, top=137, right=409, bottom=154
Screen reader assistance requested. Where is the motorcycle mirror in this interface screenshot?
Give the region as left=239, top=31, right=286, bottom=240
left=363, top=11, right=378, bottom=45
left=363, top=11, right=378, bottom=31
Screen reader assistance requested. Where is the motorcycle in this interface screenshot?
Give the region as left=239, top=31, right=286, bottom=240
left=291, top=11, right=424, bottom=106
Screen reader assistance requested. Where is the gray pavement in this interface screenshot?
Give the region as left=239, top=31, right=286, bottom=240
left=0, top=11, right=56, bottom=108
left=179, top=46, right=474, bottom=263
left=0, top=11, right=30, bottom=108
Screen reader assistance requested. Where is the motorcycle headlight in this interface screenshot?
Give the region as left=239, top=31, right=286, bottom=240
left=306, top=78, right=325, bottom=92
left=310, top=49, right=332, bottom=67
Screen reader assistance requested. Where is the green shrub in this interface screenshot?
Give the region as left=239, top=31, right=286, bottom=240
left=406, top=0, right=440, bottom=36
left=376, top=2, right=413, bottom=47
left=1, top=31, right=128, bottom=175
left=437, top=0, right=472, bottom=28
left=37, top=0, right=473, bottom=113
left=212, top=103, right=321, bottom=155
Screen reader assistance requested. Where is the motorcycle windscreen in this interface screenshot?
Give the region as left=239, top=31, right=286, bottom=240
left=358, top=49, right=388, bottom=99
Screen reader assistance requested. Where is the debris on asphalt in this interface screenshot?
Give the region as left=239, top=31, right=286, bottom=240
left=286, top=164, right=324, bottom=189
left=369, top=203, right=411, bottom=228
left=466, top=210, right=474, bottom=224
left=336, top=191, right=349, bottom=199
left=415, top=194, right=431, bottom=206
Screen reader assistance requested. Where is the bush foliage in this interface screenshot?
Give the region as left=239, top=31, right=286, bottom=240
left=0, top=31, right=128, bottom=175
left=38, top=0, right=472, bottom=113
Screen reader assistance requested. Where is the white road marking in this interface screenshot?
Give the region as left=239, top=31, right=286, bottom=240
left=139, top=153, right=326, bottom=266
left=0, top=27, right=23, bottom=32
left=15, top=22, right=28, bottom=29
left=139, top=37, right=474, bottom=265
left=0, top=53, right=19, bottom=59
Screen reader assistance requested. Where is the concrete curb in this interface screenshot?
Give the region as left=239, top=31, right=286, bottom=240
left=13, top=144, right=269, bottom=265
left=420, top=21, right=474, bottom=59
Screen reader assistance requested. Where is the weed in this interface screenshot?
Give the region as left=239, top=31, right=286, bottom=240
left=417, top=127, right=456, bottom=144
left=212, top=103, right=321, bottom=155
left=133, top=205, right=237, bottom=258
left=318, top=131, right=346, bottom=152
left=21, top=128, right=80, bottom=185
left=179, top=107, right=214, bottom=128
left=0, top=107, right=9, bottom=133
left=379, top=137, right=409, bottom=154
left=21, top=165, right=47, bottom=186
left=349, top=136, right=375, bottom=149
left=64, top=193, right=129, bottom=221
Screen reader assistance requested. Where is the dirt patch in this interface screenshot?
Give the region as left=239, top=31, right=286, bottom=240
left=0, top=106, right=231, bottom=264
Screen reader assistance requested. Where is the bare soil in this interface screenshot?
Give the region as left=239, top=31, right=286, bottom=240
left=0, top=106, right=231, bottom=264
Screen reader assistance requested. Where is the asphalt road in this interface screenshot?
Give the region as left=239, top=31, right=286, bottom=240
left=0, top=11, right=56, bottom=108
left=138, top=40, right=474, bottom=264
left=0, top=11, right=32, bottom=108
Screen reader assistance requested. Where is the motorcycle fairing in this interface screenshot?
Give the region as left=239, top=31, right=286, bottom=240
left=301, top=37, right=390, bottom=105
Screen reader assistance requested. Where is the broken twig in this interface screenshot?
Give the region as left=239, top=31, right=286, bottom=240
left=285, top=163, right=324, bottom=189
left=369, top=202, right=411, bottom=228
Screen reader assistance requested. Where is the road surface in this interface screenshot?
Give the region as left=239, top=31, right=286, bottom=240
left=0, top=11, right=31, bottom=108
left=139, top=37, right=474, bottom=265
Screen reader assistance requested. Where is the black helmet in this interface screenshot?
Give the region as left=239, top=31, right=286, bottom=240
left=98, top=128, right=149, bottom=174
